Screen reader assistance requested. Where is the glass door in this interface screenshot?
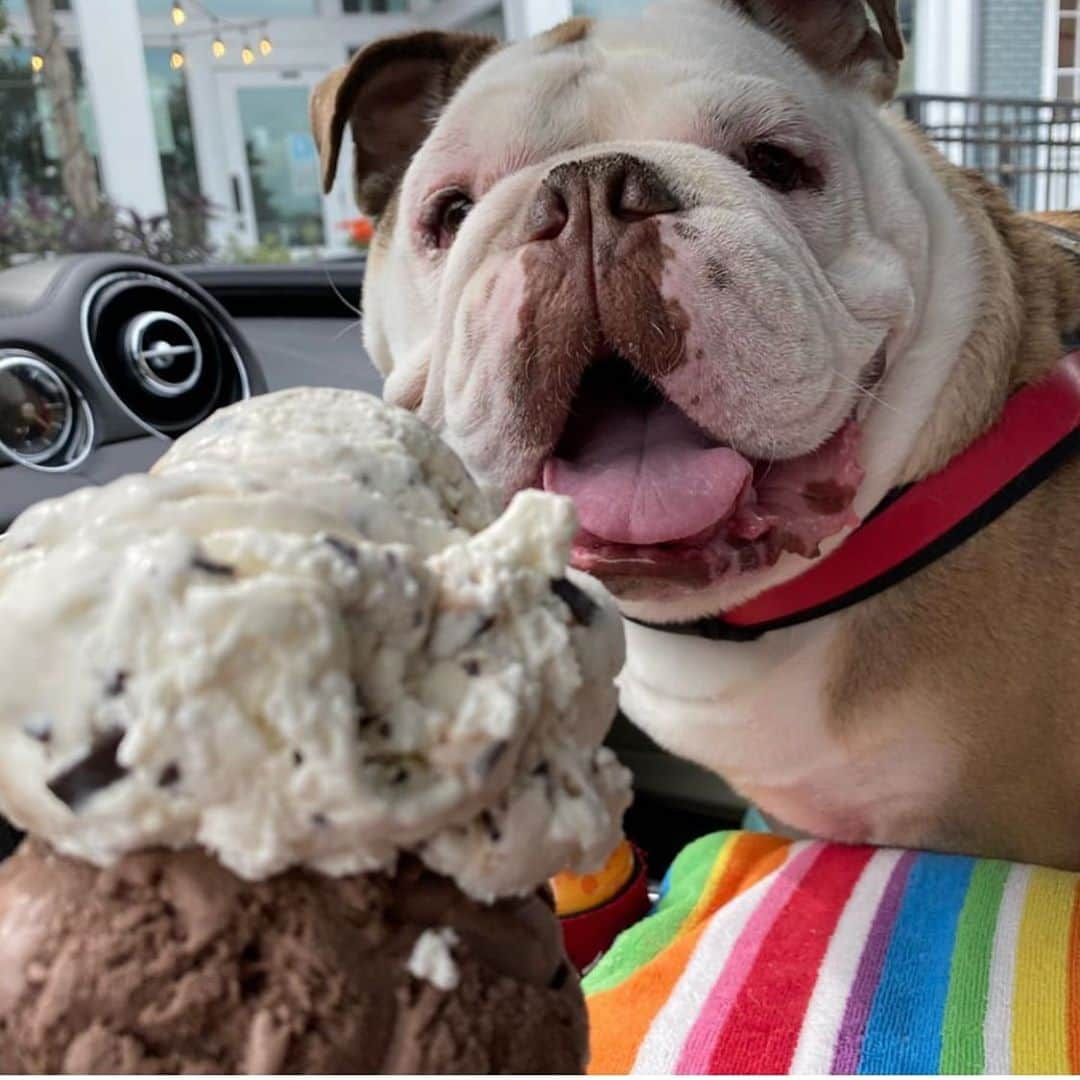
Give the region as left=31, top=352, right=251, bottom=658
left=218, top=68, right=337, bottom=254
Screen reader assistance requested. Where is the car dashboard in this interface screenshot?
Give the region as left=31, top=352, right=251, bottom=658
left=0, top=254, right=379, bottom=529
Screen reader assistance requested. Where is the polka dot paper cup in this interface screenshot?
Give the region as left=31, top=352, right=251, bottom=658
left=552, top=840, right=651, bottom=971
left=551, top=839, right=638, bottom=916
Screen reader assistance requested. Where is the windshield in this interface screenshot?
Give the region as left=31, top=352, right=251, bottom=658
left=0, top=0, right=1077, bottom=273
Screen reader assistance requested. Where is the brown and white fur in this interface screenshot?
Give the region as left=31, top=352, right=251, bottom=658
left=311, top=0, right=1080, bottom=870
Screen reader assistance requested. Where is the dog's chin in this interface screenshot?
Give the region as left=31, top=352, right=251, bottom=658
left=537, top=356, right=870, bottom=607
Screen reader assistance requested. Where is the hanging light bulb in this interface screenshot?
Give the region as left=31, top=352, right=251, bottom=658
left=240, top=42, right=255, bottom=65
left=170, top=2, right=186, bottom=26
left=258, top=33, right=273, bottom=56
left=211, top=34, right=227, bottom=59
left=30, top=52, right=44, bottom=73
left=170, top=45, right=185, bottom=70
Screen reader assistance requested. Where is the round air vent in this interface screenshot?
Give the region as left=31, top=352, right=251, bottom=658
left=0, top=350, right=94, bottom=472
left=82, top=271, right=252, bottom=438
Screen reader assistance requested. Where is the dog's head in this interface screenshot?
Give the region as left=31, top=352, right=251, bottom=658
left=312, top=0, right=926, bottom=619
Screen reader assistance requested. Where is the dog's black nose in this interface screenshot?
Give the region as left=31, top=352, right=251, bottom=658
left=524, top=153, right=680, bottom=242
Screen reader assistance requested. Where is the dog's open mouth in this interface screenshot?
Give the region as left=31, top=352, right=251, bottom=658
left=541, top=357, right=865, bottom=586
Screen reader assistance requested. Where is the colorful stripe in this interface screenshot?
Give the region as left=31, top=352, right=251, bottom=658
left=856, top=853, right=975, bottom=1073
left=983, top=864, right=1031, bottom=1074
left=1012, top=866, right=1075, bottom=1073
left=939, top=859, right=1010, bottom=1073
left=584, top=831, right=1080, bottom=1075
left=831, top=850, right=916, bottom=1073
left=1068, top=883, right=1080, bottom=1072
left=585, top=831, right=787, bottom=1075
left=787, top=848, right=904, bottom=1074
left=706, top=843, right=875, bottom=1073
left=677, top=843, right=822, bottom=1072
left=628, top=839, right=795, bottom=1074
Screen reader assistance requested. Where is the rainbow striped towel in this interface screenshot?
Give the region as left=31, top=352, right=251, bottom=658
left=584, top=831, right=1080, bottom=1074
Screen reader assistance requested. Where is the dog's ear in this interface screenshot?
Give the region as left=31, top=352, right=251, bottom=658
left=732, top=0, right=904, bottom=101
left=310, top=31, right=498, bottom=216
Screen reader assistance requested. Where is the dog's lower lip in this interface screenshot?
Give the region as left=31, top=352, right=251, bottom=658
left=544, top=416, right=864, bottom=587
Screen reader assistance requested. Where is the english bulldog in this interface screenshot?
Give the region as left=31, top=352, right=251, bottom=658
left=311, top=0, right=1080, bottom=870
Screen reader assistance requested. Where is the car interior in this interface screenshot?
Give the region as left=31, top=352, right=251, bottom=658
left=0, top=251, right=746, bottom=876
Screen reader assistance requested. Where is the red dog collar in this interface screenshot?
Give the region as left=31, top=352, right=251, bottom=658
left=632, top=349, right=1080, bottom=642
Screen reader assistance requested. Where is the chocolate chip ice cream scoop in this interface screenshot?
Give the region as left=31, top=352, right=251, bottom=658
left=0, top=388, right=631, bottom=901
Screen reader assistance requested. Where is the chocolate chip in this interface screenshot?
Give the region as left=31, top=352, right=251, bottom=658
left=463, top=659, right=481, bottom=676
left=191, top=555, right=236, bottom=578
left=477, top=740, right=508, bottom=776
left=390, top=766, right=409, bottom=786
left=377, top=722, right=392, bottom=739
left=413, top=609, right=425, bottom=629
left=480, top=810, right=502, bottom=842
left=324, top=535, right=360, bottom=565
left=549, top=962, right=570, bottom=990
left=384, top=550, right=400, bottom=571
left=158, top=763, right=181, bottom=788
left=358, top=715, right=375, bottom=732
left=105, top=670, right=129, bottom=698
left=48, top=729, right=127, bottom=811
left=312, top=813, right=329, bottom=828
left=292, top=750, right=304, bottom=767
left=239, top=943, right=266, bottom=998
left=22, top=718, right=51, bottom=744
left=531, top=761, right=549, bottom=777
left=550, top=577, right=599, bottom=626
left=428, top=609, right=495, bottom=658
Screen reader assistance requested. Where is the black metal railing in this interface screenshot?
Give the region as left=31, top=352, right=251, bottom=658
left=896, top=93, right=1080, bottom=213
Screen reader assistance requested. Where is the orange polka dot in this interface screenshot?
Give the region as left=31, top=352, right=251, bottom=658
left=580, top=874, right=599, bottom=895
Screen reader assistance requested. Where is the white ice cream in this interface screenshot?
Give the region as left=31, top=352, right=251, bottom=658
left=0, top=389, right=630, bottom=900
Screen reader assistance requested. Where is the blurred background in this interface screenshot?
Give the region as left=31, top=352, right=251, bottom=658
left=0, top=0, right=1076, bottom=269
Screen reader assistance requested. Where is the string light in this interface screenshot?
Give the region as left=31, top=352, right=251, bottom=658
left=30, top=52, right=44, bottom=73
left=161, top=5, right=274, bottom=66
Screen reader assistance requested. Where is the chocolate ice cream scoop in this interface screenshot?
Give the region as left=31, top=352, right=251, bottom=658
left=0, top=840, right=587, bottom=1074
left=0, top=388, right=630, bottom=900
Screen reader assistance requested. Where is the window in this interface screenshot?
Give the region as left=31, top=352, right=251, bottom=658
left=571, top=0, right=645, bottom=17
left=0, top=46, right=98, bottom=201
left=343, top=0, right=410, bottom=11
left=138, top=0, right=317, bottom=13
left=143, top=48, right=200, bottom=202
left=1058, top=0, right=1078, bottom=101
left=460, top=6, right=505, bottom=38
left=1, top=0, right=71, bottom=12
left=896, top=0, right=916, bottom=94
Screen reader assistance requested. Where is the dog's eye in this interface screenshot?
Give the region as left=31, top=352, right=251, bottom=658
left=744, top=143, right=822, bottom=193
left=421, top=190, right=475, bottom=249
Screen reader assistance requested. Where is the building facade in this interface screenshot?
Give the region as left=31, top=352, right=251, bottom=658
left=0, top=0, right=1076, bottom=259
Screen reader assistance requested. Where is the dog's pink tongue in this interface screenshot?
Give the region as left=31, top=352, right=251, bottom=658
left=543, top=401, right=751, bottom=545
